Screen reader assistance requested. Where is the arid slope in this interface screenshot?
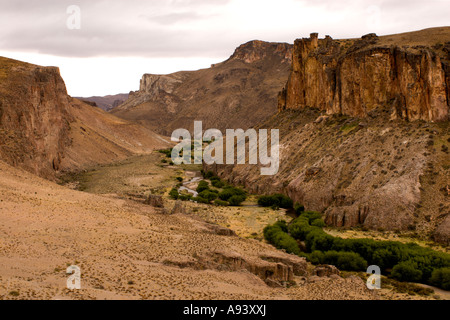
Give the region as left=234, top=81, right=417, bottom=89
left=0, top=160, right=374, bottom=300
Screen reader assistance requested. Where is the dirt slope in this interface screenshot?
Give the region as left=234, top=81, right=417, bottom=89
left=0, top=160, right=375, bottom=300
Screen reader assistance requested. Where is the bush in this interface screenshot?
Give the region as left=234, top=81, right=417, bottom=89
left=228, top=195, right=246, bottom=206
left=263, top=221, right=300, bottom=255
left=169, top=188, right=179, bottom=200
left=192, top=196, right=210, bottom=204
left=204, top=171, right=215, bottom=179
left=211, top=179, right=225, bottom=188
left=391, top=261, right=423, bottom=283
left=294, top=203, right=305, bottom=215
left=178, top=194, right=192, bottom=201
left=176, top=177, right=183, bottom=182
left=218, top=186, right=247, bottom=202
left=196, top=181, right=210, bottom=193
left=214, top=199, right=228, bottom=206
left=309, top=251, right=367, bottom=271
left=257, top=194, right=293, bottom=209
left=198, top=190, right=218, bottom=202
left=429, top=268, right=450, bottom=290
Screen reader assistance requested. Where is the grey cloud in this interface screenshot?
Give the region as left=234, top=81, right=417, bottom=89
left=0, top=0, right=448, bottom=58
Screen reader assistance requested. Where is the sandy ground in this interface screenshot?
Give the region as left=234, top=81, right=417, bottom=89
left=0, top=160, right=378, bottom=300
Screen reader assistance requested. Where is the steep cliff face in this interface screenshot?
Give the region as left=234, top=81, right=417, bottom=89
left=278, top=29, right=450, bottom=122
left=0, top=57, right=169, bottom=179
left=0, top=58, right=72, bottom=178
left=112, top=40, right=293, bottom=135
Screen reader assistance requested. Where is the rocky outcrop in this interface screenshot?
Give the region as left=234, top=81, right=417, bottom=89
left=206, top=250, right=307, bottom=287
left=313, top=265, right=340, bottom=277
left=278, top=32, right=449, bottom=122
left=228, top=40, right=292, bottom=64
left=0, top=58, right=72, bottom=179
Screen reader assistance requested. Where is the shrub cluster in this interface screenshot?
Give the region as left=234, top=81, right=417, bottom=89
left=264, top=211, right=450, bottom=290
left=169, top=188, right=192, bottom=201
left=257, top=194, right=293, bottom=209
left=263, top=221, right=300, bottom=255
left=218, top=186, right=247, bottom=206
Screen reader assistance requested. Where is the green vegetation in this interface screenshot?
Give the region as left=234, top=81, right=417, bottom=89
left=198, top=190, right=218, bottom=202
left=196, top=181, right=210, bottom=193
left=429, top=268, right=450, bottom=290
left=169, top=188, right=179, bottom=200
left=214, top=199, right=229, bottom=206
left=257, top=194, right=293, bottom=209
left=263, top=211, right=450, bottom=290
left=263, top=221, right=300, bottom=255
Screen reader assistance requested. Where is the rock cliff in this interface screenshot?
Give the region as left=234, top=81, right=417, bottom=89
left=278, top=29, right=450, bottom=122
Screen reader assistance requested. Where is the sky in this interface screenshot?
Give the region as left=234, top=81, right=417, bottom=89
left=0, top=0, right=448, bottom=97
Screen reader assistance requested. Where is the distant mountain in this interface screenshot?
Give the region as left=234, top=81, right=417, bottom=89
left=75, top=93, right=129, bottom=111
left=111, top=40, right=293, bottom=135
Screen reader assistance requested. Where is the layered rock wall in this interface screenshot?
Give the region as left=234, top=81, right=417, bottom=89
left=278, top=33, right=449, bottom=122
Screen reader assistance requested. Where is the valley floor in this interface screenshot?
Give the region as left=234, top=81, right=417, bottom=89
left=0, top=152, right=442, bottom=300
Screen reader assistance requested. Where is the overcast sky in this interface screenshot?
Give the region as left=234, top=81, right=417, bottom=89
left=0, top=0, right=448, bottom=96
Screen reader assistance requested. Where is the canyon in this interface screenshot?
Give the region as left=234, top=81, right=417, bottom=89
left=0, top=27, right=449, bottom=300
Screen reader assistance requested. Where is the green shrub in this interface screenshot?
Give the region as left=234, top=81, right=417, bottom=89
left=294, top=203, right=305, bottom=215
left=178, top=194, right=192, bottom=201
left=429, top=268, right=450, bottom=290
left=218, top=186, right=247, bottom=202
left=211, top=179, right=225, bottom=188
left=176, top=177, right=183, bottom=182
left=198, top=190, right=218, bottom=202
left=192, top=196, right=210, bottom=204
left=263, top=221, right=300, bottom=255
left=265, top=210, right=450, bottom=290
left=391, top=261, right=423, bottom=283
left=204, top=171, right=215, bottom=179
left=228, top=195, right=245, bottom=206
left=169, top=188, right=179, bottom=200
left=214, top=199, right=229, bottom=206
left=257, top=194, right=293, bottom=209
left=196, top=181, right=210, bottom=193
